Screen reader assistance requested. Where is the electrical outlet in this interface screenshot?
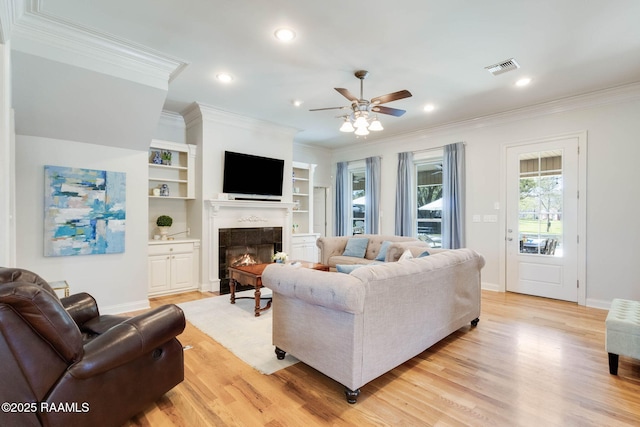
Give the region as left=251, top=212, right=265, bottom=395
left=187, top=227, right=191, bottom=236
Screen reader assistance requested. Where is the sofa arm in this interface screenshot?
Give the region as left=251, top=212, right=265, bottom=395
left=316, top=236, right=351, bottom=265
left=61, top=292, right=99, bottom=327
left=68, top=304, right=185, bottom=379
left=262, top=264, right=366, bottom=314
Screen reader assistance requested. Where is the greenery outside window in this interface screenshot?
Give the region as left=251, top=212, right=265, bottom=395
left=415, top=151, right=443, bottom=247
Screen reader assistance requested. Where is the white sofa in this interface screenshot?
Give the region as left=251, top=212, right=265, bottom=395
left=316, top=234, right=431, bottom=271
left=262, top=248, right=485, bottom=403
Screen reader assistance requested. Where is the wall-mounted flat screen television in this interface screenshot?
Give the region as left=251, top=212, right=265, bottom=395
left=222, top=151, right=285, bottom=198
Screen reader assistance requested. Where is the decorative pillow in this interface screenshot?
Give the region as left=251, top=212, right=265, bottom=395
left=399, top=249, right=414, bottom=261
left=342, top=237, right=369, bottom=258
left=336, top=264, right=366, bottom=274
left=418, top=250, right=430, bottom=257
left=375, top=241, right=392, bottom=261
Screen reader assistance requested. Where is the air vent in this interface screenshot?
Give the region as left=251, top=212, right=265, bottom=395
left=485, top=58, right=520, bottom=76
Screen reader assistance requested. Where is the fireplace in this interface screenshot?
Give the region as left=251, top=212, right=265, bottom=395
left=218, top=227, right=282, bottom=294
left=204, top=199, right=294, bottom=293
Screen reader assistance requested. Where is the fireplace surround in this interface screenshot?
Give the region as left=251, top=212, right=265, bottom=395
left=205, top=199, right=294, bottom=293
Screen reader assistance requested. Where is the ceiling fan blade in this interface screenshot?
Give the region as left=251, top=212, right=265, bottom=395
left=371, top=105, right=406, bottom=117
left=335, top=87, right=359, bottom=102
left=371, top=90, right=412, bottom=105
left=309, top=106, right=349, bottom=112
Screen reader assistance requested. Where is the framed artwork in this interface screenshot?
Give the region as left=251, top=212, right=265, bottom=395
left=44, top=165, right=126, bottom=256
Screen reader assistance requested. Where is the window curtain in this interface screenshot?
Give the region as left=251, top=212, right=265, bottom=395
left=334, top=161, right=349, bottom=236
left=442, top=142, right=465, bottom=248
left=365, top=156, right=381, bottom=234
left=395, top=152, right=414, bottom=236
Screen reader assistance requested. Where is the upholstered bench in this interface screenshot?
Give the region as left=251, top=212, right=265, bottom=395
left=605, top=298, right=640, bottom=375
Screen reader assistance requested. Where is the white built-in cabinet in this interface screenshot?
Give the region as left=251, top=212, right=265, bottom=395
left=148, top=140, right=199, bottom=296
left=148, top=139, right=196, bottom=199
left=148, top=240, right=200, bottom=296
left=291, top=162, right=319, bottom=262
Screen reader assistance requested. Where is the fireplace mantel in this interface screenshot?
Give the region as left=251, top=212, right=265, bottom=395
left=204, top=199, right=295, bottom=292
left=207, top=199, right=295, bottom=214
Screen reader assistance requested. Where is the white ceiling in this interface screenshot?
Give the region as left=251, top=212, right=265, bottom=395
left=26, top=0, right=640, bottom=147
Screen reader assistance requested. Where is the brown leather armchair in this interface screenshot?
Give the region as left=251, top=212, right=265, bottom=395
left=0, top=267, right=186, bottom=427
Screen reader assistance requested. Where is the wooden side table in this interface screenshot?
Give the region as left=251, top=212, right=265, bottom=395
left=228, top=263, right=272, bottom=317
left=228, top=261, right=330, bottom=316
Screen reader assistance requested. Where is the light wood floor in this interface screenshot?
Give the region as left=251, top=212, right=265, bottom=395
left=124, top=291, right=640, bottom=427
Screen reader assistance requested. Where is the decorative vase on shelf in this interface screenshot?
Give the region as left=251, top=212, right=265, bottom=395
left=156, top=215, right=173, bottom=240
left=158, top=226, right=170, bottom=240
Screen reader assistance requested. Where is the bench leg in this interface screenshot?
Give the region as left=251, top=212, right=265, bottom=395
left=608, top=352, right=619, bottom=375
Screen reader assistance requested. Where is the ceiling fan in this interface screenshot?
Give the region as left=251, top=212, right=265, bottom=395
left=310, top=70, right=412, bottom=136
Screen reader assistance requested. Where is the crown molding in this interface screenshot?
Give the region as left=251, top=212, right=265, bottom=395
left=183, top=102, right=299, bottom=138
left=159, top=110, right=185, bottom=128
left=0, top=0, right=24, bottom=43
left=10, top=0, right=188, bottom=89
left=361, top=81, right=640, bottom=149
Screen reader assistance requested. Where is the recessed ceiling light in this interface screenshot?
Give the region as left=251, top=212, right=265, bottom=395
left=292, top=99, right=303, bottom=107
left=274, top=27, right=296, bottom=42
left=515, top=77, right=532, bottom=87
left=216, top=73, right=233, bottom=83
left=423, top=104, right=436, bottom=112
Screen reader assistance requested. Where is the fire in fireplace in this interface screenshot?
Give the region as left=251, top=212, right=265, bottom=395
left=218, top=227, right=283, bottom=294
left=231, top=251, right=258, bottom=267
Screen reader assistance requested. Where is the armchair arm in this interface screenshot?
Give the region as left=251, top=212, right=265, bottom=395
left=61, top=292, right=99, bottom=326
left=68, top=304, right=185, bottom=379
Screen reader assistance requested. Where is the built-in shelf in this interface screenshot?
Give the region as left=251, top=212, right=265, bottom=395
left=148, top=139, right=196, bottom=200
left=292, top=161, right=317, bottom=235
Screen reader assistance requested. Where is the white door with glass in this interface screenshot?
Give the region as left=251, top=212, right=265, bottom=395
left=506, top=137, right=580, bottom=302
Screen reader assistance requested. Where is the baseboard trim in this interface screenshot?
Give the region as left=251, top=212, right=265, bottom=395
left=481, top=282, right=501, bottom=292
left=100, top=299, right=150, bottom=315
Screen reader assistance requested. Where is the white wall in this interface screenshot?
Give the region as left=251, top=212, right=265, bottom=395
left=293, top=142, right=332, bottom=188
left=15, top=136, right=149, bottom=313
left=330, top=88, right=640, bottom=307
left=0, top=42, right=14, bottom=267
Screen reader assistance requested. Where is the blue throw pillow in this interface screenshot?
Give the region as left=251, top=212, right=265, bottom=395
left=336, top=264, right=366, bottom=274
left=342, top=237, right=369, bottom=258
left=375, top=241, right=392, bottom=261
left=418, top=250, right=430, bottom=257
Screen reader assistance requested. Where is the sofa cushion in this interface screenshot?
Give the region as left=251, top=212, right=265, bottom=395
left=342, top=237, right=369, bottom=258
left=399, top=249, right=414, bottom=261
left=375, top=241, right=392, bottom=261
left=336, top=264, right=367, bottom=274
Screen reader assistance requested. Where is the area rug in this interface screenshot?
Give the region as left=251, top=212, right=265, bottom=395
left=178, top=289, right=298, bottom=374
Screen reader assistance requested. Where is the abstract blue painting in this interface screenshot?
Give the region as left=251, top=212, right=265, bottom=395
left=44, top=165, right=126, bottom=256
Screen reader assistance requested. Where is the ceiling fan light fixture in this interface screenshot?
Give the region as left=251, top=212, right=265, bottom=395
left=340, top=119, right=355, bottom=132
left=369, top=117, right=383, bottom=131
left=354, top=126, right=370, bottom=136
left=354, top=114, right=369, bottom=129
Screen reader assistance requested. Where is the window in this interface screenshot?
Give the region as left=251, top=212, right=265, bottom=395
left=518, top=151, right=563, bottom=256
left=350, top=169, right=365, bottom=235
left=415, top=152, right=443, bottom=247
